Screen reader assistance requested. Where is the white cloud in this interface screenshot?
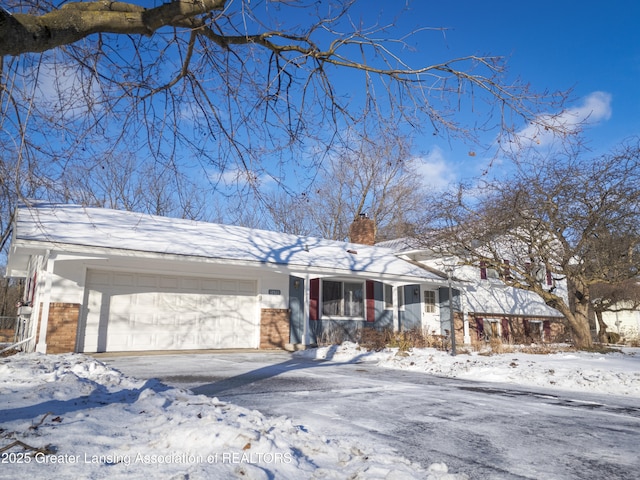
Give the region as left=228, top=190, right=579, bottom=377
left=20, top=58, right=102, bottom=122
left=210, top=166, right=277, bottom=190
left=513, top=91, right=612, bottom=147
left=412, top=146, right=457, bottom=191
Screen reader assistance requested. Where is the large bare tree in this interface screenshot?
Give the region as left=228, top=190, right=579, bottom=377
left=1, top=0, right=567, bottom=252
left=426, top=140, right=640, bottom=349
left=265, top=126, right=426, bottom=241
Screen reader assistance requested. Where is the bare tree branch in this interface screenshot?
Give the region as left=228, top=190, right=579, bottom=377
left=0, top=1, right=226, bottom=56
left=0, top=0, right=571, bottom=258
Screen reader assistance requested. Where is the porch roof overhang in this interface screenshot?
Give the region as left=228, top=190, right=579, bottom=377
left=8, top=238, right=440, bottom=286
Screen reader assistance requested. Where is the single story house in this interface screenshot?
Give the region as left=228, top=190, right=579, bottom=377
left=5, top=203, right=451, bottom=354
left=598, top=307, right=640, bottom=343
left=377, top=238, right=569, bottom=346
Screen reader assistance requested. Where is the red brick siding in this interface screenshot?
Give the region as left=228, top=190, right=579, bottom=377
left=260, top=308, right=289, bottom=349
left=45, top=303, right=81, bottom=354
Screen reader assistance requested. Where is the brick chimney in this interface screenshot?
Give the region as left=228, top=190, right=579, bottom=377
left=349, top=213, right=376, bottom=245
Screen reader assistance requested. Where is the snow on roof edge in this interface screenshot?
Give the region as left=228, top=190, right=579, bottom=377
left=13, top=203, right=442, bottom=281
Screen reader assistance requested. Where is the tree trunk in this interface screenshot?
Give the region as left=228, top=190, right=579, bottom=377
left=565, top=287, right=593, bottom=349
left=595, top=310, right=609, bottom=343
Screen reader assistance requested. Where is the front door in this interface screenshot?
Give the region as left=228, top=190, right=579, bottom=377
left=289, top=276, right=305, bottom=344
left=421, top=288, right=440, bottom=336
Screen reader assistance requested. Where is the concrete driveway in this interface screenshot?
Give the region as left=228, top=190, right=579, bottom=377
left=102, top=350, right=640, bottom=479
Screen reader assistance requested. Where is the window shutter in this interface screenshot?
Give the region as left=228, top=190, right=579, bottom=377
left=480, top=261, right=487, bottom=280
left=366, top=280, right=375, bottom=323
left=501, top=318, right=510, bottom=341
left=476, top=317, right=484, bottom=340
left=546, top=269, right=553, bottom=286
left=310, top=278, right=319, bottom=321
left=543, top=320, right=551, bottom=341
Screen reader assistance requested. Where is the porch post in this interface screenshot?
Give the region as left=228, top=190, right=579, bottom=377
left=463, top=312, right=471, bottom=345
left=35, top=251, right=54, bottom=353
left=461, top=290, right=471, bottom=345
left=392, top=285, right=400, bottom=332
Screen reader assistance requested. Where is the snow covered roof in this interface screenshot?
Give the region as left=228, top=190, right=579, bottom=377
left=375, top=237, right=420, bottom=253
left=9, top=203, right=442, bottom=281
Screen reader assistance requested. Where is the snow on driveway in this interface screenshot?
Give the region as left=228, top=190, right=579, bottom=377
left=0, top=352, right=459, bottom=479
left=1, top=344, right=639, bottom=479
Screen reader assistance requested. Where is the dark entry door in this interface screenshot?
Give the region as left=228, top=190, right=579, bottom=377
left=289, top=276, right=305, bottom=344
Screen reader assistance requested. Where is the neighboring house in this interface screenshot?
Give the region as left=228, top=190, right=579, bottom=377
left=377, top=238, right=569, bottom=346
left=599, top=307, right=640, bottom=342
left=5, top=203, right=448, bottom=354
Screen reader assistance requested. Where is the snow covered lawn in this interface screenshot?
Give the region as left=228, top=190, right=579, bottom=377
left=298, top=343, right=640, bottom=397
left=0, top=352, right=458, bottom=479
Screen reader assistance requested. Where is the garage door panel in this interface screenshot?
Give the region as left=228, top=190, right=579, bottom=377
left=176, top=293, right=201, bottom=310
left=156, top=312, right=176, bottom=327
left=129, top=332, right=155, bottom=349
left=82, top=270, right=258, bottom=352
left=132, top=293, right=158, bottom=310
left=177, top=311, right=198, bottom=327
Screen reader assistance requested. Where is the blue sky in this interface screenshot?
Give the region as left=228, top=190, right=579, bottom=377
left=342, top=0, right=640, bottom=187
left=9, top=1, right=639, bottom=208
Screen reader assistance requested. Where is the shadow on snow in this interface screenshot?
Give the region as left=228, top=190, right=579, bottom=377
left=1, top=378, right=171, bottom=423
left=189, top=347, right=372, bottom=397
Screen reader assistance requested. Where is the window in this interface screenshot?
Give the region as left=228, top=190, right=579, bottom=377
left=480, top=261, right=499, bottom=280
left=322, top=280, right=364, bottom=318
left=485, top=319, right=500, bottom=340
left=384, top=284, right=394, bottom=309
left=423, top=290, right=436, bottom=313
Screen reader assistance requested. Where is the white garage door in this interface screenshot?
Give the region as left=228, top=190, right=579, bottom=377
left=80, top=270, right=258, bottom=352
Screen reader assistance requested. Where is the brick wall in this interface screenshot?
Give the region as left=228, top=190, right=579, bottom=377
left=260, top=308, right=289, bottom=349
left=46, top=303, right=81, bottom=354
